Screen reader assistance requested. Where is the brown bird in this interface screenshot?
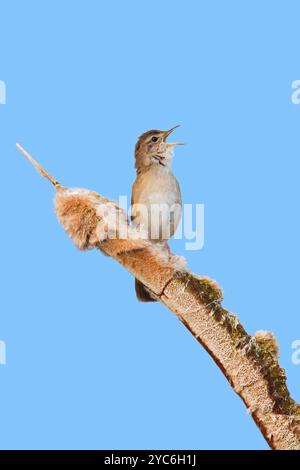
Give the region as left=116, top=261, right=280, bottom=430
left=131, top=126, right=183, bottom=301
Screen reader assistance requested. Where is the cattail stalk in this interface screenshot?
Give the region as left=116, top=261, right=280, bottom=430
left=16, top=143, right=300, bottom=450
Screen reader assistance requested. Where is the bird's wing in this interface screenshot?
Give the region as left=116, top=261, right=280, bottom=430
left=131, top=178, right=138, bottom=221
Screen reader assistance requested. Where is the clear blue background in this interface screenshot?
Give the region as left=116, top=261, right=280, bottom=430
left=0, top=0, right=299, bottom=450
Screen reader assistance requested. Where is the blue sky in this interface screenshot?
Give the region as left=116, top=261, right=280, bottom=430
left=0, top=0, right=299, bottom=450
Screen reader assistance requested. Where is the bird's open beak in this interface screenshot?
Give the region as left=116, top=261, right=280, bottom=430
left=164, top=125, right=185, bottom=146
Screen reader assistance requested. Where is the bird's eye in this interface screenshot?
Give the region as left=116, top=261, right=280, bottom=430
left=151, top=136, right=158, bottom=142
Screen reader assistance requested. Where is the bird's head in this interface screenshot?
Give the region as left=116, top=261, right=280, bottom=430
left=134, top=126, right=183, bottom=173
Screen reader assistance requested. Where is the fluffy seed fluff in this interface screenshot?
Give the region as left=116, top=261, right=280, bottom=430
left=54, top=187, right=189, bottom=272
left=254, top=330, right=280, bottom=360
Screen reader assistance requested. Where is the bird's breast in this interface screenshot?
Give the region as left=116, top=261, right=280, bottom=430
left=132, top=167, right=182, bottom=240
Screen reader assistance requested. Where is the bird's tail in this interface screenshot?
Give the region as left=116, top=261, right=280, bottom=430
left=16, top=143, right=61, bottom=187
left=135, top=278, right=157, bottom=302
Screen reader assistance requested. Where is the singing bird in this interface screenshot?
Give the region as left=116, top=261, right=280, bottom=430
left=131, top=126, right=183, bottom=301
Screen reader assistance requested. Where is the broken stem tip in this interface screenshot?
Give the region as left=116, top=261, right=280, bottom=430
left=16, top=143, right=61, bottom=187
